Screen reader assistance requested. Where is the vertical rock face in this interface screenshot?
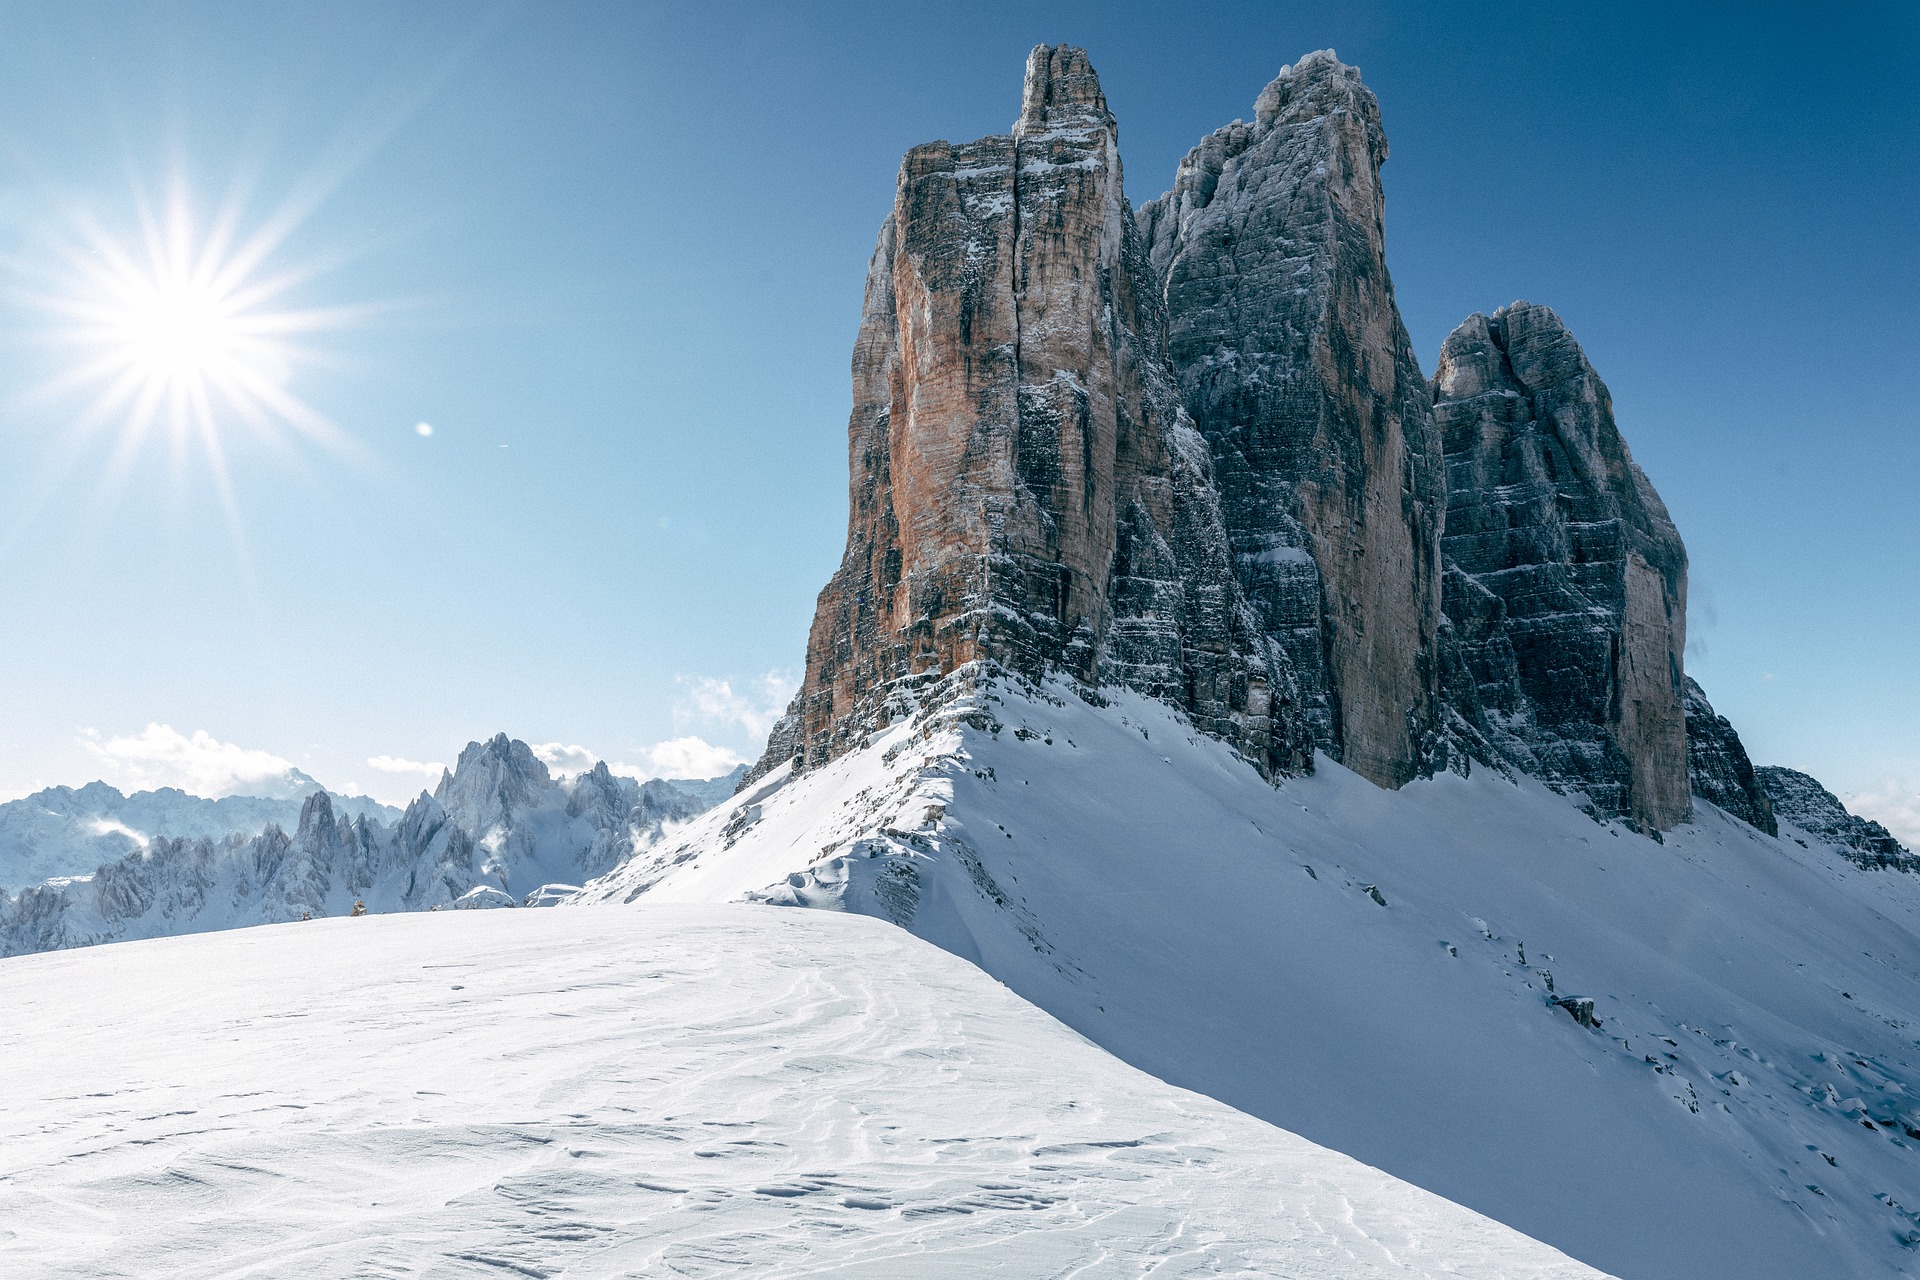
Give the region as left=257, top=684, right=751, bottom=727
left=1136, top=51, right=1446, bottom=788
left=1434, top=303, right=1690, bottom=832
left=1682, top=678, right=1775, bottom=835
left=775, top=45, right=1307, bottom=778
left=1758, top=766, right=1914, bottom=868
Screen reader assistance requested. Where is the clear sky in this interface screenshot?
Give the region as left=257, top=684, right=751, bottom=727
left=0, top=1, right=1913, bottom=835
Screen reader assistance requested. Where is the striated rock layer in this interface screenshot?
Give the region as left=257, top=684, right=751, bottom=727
left=1682, top=677, right=1775, bottom=835
left=1433, top=302, right=1690, bottom=832
left=1137, top=51, right=1446, bottom=788
left=769, top=46, right=1309, bottom=780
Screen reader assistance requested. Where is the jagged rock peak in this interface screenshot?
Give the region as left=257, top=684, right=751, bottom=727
left=1015, top=44, right=1109, bottom=137
left=756, top=43, right=1311, bottom=783
left=1435, top=301, right=1690, bottom=832
left=1137, top=48, right=1444, bottom=789
left=1759, top=766, right=1913, bottom=869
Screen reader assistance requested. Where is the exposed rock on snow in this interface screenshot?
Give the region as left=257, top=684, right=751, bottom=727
left=0, top=780, right=398, bottom=891
left=584, top=665, right=1920, bottom=1280
left=0, top=741, right=738, bottom=956
left=1760, top=765, right=1915, bottom=869
left=0, top=906, right=1605, bottom=1279
left=1433, top=302, right=1690, bottom=832
left=766, top=43, right=1310, bottom=786
left=1684, top=676, right=1776, bottom=834
left=1138, top=50, right=1446, bottom=788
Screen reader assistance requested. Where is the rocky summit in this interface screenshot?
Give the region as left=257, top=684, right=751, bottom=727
left=759, top=43, right=1796, bottom=839
left=768, top=45, right=1309, bottom=782
left=1434, top=302, right=1691, bottom=832
left=1138, top=50, right=1445, bottom=789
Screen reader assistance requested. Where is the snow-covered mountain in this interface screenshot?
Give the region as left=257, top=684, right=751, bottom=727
left=0, top=903, right=1603, bottom=1279
left=0, top=736, right=742, bottom=955
left=580, top=664, right=1920, bottom=1280
left=0, top=780, right=399, bottom=890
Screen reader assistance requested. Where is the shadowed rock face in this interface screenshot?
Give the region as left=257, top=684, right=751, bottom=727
left=1758, top=766, right=1914, bottom=869
left=1434, top=303, right=1690, bottom=832
left=768, top=45, right=1309, bottom=779
left=1136, top=51, right=1446, bottom=789
left=1683, top=678, right=1775, bottom=835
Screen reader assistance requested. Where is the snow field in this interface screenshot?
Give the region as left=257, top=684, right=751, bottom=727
left=0, top=904, right=1603, bottom=1278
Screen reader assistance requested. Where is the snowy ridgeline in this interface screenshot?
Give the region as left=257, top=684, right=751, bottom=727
left=0, top=905, right=1603, bottom=1279
left=581, top=666, right=1920, bottom=1280
left=0, top=736, right=742, bottom=956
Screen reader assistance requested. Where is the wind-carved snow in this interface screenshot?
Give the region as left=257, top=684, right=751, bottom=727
left=0, top=905, right=1601, bottom=1279
left=582, top=664, right=1920, bottom=1280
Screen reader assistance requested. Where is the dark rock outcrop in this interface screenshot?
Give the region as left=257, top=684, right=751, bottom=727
left=1137, top=51, right=1446, bottom=789
left=769, top=45, right=1309, bottom=780
left=1433, top=303, right=1690, bottom=832
left=1682, top=678, right=1775, bottom=834
left=1758, top=766, right=1914, bottom=869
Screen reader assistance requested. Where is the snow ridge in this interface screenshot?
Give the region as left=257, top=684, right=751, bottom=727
left=580, top=664, right=1920, bottom=1280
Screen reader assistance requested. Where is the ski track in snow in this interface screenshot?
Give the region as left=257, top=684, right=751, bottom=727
left=0, top=905, right=1601, bottom=1279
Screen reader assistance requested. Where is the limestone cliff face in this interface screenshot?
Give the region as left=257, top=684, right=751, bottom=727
left=1434, top=303, right=1690, bottom=832
left=771, top=46, right=1308, bottom=779
left=1136, top=51, right=1446, bottom=789
left=1682, top=677, right=1775, bottom=835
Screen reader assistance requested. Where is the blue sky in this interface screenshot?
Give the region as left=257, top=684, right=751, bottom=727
left=0, top=1, right=1913, bottom=835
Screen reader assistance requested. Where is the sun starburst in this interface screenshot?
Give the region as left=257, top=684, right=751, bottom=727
left=16, top=178, right=374, bottom=508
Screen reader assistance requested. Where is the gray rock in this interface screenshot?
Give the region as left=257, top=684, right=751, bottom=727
left=1682, top=678, right=1776, bottom=834
left=1757, top=766, right=1914, bottom=869
left=1137, top=50, right=1446, bottom=789
left=1433, top=302, right=1690, bottom=832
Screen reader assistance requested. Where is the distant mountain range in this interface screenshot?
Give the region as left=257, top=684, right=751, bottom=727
left=0, top=737, right=741, bottom=953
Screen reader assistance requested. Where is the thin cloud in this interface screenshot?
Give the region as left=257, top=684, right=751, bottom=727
left=673, top=671, right=798, bottom=743
left=1845, top=776, right=1920, bottom=848
left=367, top=754, right=446, bottom=778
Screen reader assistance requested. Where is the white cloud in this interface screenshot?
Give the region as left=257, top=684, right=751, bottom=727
left=638, top=736, right=744, bottom=780
left=531, top=742, right=598, bottom=778
left=674, top=671, right=798, bottom=742
left=533, top=737, right=744, bottom=783
left=367, top=755, right=446, bottom=778
left=1844, top=776, right=1920, bottom=848
left=80, top=724, right=300, bottom=799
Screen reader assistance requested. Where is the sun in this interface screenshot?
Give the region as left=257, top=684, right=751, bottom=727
left=113, top=270, right=245, bottom=389
left=22, top=181, right=365, bottom=488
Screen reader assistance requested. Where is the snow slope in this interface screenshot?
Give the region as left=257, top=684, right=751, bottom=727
left=584, top=666, right=1920, bottom=1280
left=0, top=904, right=1601, bottom=1279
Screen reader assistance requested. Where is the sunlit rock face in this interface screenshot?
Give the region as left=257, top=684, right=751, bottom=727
left=1135, top=51, right=1447, bottom=790
left=769, top=45, right=1310, bottom=779
left=1433, top=302, right=1690, bottom=832
left=1683, top=677, right=1775, bottom=835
